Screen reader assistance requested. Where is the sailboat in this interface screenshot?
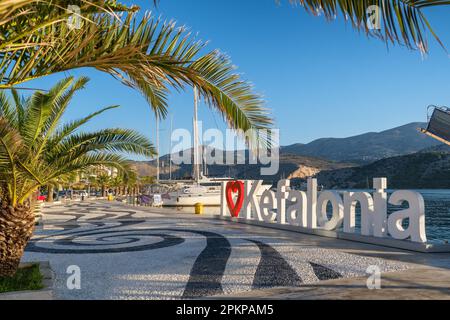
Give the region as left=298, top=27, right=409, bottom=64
left=160, top=87, right=227, bottom=206
left=158, top=87, right=270, bottom=207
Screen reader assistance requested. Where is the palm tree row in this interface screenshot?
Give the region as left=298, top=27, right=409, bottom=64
left=79, top=171, right=155, bottom=199
left=0, top=77, right=155, bottom=276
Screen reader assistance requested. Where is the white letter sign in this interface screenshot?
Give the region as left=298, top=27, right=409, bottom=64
left=220, top=177, right=428, bottom=244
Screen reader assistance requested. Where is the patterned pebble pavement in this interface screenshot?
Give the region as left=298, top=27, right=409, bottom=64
left=22, top=201, right=410, bottom=300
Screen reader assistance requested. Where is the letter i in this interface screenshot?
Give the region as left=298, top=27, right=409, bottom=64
left=307, top=178, right=317, bottom=229
left=373, top=178, right=388, bottom=237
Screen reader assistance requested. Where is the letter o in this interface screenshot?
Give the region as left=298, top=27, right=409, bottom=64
left=317, top=191, right=344, bottom=231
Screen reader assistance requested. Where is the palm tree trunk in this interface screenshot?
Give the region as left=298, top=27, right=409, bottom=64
left=0, top=199, right=35, bottom=276
left=47, top=185, right=54, bottom=203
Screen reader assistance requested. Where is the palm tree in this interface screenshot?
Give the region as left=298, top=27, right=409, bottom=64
left=0, top=1, right=272, bottom=142
left=46, top=182, right=57, bottom=203
left=140, top=176, right=156, bottom=185
left=0, top=76, right=155, bottom=276
left=96, top=174, right=112, bottom=198
left=110, top=175, right=123, bottom=196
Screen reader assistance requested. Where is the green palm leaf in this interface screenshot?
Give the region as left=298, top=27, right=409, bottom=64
left=44, top=153, right=131, bottom=185
left=0, top=117, right=25, bottom=203
left=285, top=0, right=450, bottom=53
left=48, top=105, right=120, bottom=149
left=0, top=9, right=272, bottom=137
left=0, top=90, right=15, bottom=124
left=46, top=128, right=155, bottom=165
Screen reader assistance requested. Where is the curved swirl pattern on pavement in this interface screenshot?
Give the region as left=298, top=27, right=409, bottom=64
left=23, top=201, right=410, bottom=299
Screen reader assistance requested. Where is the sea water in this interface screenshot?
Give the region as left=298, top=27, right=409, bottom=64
left=417, top=189, right=450, bottom=243
left=337, top=189, right=450, bottom=243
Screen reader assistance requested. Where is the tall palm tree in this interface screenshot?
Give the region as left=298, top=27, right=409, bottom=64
left=0, top=76, right=155, bottom=276
left=0, top=1, right=273, bottom=142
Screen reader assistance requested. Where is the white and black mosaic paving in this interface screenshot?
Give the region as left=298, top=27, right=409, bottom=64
left=23, top=202, right=410, bottom=299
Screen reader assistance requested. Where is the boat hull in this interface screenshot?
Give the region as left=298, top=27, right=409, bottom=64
left=162, top=193, right=221, bottom=207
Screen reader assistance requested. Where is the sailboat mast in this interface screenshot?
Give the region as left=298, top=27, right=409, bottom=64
left=169, top=114, right=173, bottom=181
left=193, top=87, right=201, bottom=183
left=156, top=115, right=160, bottom=184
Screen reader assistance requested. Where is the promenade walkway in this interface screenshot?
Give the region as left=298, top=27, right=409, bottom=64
left=22, top=200, right=450, bottom=299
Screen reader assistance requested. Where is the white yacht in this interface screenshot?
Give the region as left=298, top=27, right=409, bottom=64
left=153, top=87, right=269, bottom=207
left=160, top=177, right=271, bottom=207
left=161, top=177, right=224, bottom=207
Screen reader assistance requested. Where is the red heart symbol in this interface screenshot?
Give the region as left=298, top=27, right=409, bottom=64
left=226, top=181, right=244, bottom=218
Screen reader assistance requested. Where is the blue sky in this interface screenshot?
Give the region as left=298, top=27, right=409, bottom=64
left=26, top=1, right=450, bottom=156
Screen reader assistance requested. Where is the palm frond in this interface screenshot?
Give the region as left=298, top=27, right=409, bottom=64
left=20, top=77, right=73, bottom=147
left=1, top=13, right=202, bottom=116
left=47, top=128, right=155, bottom=165
left=0, top=118, right=21, bottom=170
left=190, top=51, right=272, bottom=133
left=10, top=88, right=25, bottom=126
left=0, top=11, right=272, bottom=137
left=0, top=0, right=136, bottom=37
left=0, top=118, right=22, bottom=203
left=33, top=76, right=89, bottom=159
left=0, top=90, right=16, bottom=124
left=286, top=0, right=450, bottom=53
left=45, top=153, right=131, bottom=183
left=47, top=105, right=120, bottom=149
left=0, top=0, right=36, bottom=24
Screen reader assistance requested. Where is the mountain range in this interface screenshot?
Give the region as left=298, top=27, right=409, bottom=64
left=280, top=122, right=441, bottom=163
left=131, top=152, right=353, bottom=182
left=316, top=151, right=450, bottom=189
